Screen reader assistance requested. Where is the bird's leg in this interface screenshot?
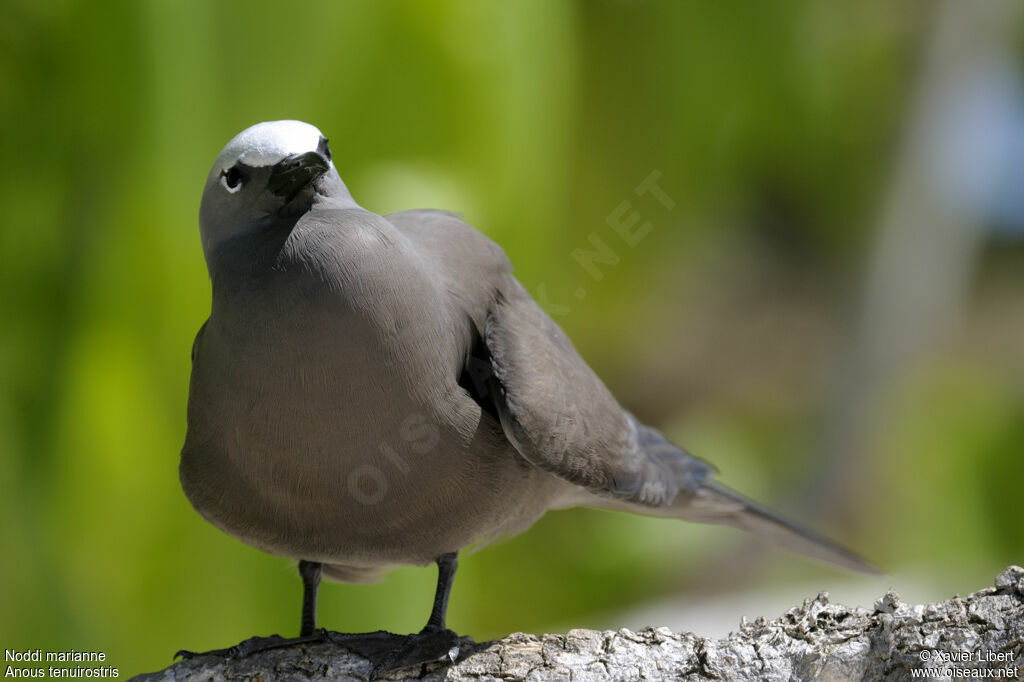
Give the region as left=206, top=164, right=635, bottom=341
left=175, top=555, right=466, bottom=673
left=299, top=559, right=322, bottom=636
left=424, top=551, right=458, bottom=631
left=175, top=560, right=332, bottom=660
left=370, top=552, right=464, bottom=678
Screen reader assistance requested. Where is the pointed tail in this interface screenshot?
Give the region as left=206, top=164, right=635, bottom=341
left=582, top=478, right=879, bottom=574
left=671, top=479, right=879, bottom=574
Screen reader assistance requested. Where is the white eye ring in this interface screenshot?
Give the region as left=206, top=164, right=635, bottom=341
left=220, top=167, right=244, bottom=193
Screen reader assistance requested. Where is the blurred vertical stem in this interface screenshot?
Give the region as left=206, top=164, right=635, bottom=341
left=814, top=0, right=1023, bottom=519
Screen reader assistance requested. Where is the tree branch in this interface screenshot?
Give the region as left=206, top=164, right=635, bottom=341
left=133, top=566, right=1024, bottom=681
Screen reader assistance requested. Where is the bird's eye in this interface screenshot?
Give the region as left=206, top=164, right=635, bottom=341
left=221, top=166, right=244, bottom=192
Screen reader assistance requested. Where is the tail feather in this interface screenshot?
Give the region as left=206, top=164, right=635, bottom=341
left=570, top=417, right=878, bottom=573
left=677, top=480, right=879, bottom=574
left=578, top=479, right=878, bottom=574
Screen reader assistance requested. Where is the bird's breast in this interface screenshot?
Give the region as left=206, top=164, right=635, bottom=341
left=180, top=301, right=558, bottom=568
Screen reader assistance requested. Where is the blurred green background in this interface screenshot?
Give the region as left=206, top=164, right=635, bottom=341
left=2, top=0, right=1023, bottom=676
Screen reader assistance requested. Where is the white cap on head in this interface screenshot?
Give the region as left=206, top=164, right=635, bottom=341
left=214, top=120, right=330, bottom=173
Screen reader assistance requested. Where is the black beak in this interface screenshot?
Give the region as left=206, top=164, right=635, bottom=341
left=267, top=149, right=330, bottom=200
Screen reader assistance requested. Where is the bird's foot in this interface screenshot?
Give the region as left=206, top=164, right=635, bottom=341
left=174, top=628, right=464, bottom=677
left=368, top=626, right=462, bottom=679
left=175, top=628, right=339, bottom=660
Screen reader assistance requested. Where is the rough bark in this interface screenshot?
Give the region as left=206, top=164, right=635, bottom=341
left=132, top=566, right=1024, bottom=681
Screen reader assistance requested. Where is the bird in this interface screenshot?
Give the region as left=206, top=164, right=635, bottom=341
left=178, top=119, right=875, bottom=674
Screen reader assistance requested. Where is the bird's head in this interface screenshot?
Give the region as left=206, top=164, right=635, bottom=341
left=199, top=120, right=355, bottom=260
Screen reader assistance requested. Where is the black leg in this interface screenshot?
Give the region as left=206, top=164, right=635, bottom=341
left=299, top=560, right=322, bottom=636
left=176, top=554, right=467, bottom=676
left=175, top=559, right=332, bottom=660
left=424, top=552, right=457, bottom=631
left=370, top=552, right=464, bottom=678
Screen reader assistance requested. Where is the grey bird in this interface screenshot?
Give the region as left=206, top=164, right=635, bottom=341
left=179, top=120, right=875, bottom=673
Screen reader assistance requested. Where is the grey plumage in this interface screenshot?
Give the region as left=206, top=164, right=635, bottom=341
left=182, top=120, right=873, bottom=599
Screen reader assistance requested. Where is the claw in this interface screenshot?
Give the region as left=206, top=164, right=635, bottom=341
left=369, top=628, right=462, bottom=679
left=175, top=628, right=464, bottom=678
left=172, top=632, right=320, bottom=661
